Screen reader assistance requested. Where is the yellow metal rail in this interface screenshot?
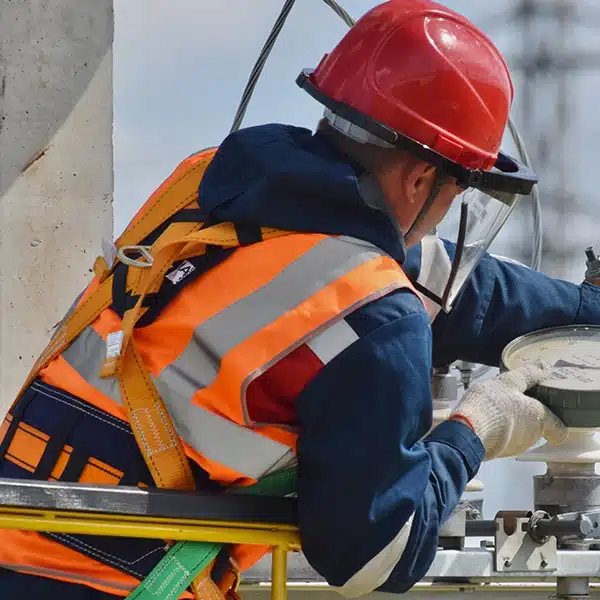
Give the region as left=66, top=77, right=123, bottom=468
left=0, top=504, right=301, bottom=599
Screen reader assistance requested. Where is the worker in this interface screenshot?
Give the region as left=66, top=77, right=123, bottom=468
left=1, top=0, right=597, bottom=598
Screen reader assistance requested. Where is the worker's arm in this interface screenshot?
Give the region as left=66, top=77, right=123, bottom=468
left=296, top=289, right=484, bottom=595
left=404, top=238, right=600, bottom=367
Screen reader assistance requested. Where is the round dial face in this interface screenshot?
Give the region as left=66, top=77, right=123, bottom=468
left=502, top=326, right=600, bottom=392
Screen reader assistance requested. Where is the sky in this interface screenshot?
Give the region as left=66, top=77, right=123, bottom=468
left=111, top=0, right=600, bottom=519
left=113, top=0, right=483, bottom=233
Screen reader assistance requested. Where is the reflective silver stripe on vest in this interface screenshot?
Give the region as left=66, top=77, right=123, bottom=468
left=157, top=236, right=386, bottom=396
left=61, top=330, right=291, bottom=479
left=307, top=318, right=359, bottom=364
left=62, top=326, right=122, bottom=402
left=152, top=377, right=294, bottom=480
left=62, top=235, right=395, bottom=479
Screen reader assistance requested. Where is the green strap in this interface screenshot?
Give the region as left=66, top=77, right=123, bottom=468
left=126, top=542, right=221, bottom=600
left=126, top=468, right=297, bottom=600
left=232, top=467, right=297, bottom=497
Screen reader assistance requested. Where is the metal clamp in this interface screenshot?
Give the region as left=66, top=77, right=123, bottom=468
left=494, top=510, right=557, bottom=573
left=117, top=245, right=154, bottom=268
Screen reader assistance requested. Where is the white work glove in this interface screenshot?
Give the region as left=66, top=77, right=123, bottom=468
left=450, top=360, right=567, bottom=460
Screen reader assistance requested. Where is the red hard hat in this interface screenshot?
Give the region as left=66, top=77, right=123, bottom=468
left=298, top=0, right=513, bottom=172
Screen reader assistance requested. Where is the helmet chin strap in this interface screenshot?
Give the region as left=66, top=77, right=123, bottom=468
left=405, top=172, right=470, bottom=313
left=411, top=198, right=470, bottom=312
left=404, top=172, right=446, bottom=246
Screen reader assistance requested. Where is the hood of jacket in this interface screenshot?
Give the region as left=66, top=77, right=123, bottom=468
left=198, top=123, right=406, bottom=264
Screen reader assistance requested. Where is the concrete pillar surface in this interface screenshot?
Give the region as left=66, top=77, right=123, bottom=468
left=0, top=0, right=114, bottom=411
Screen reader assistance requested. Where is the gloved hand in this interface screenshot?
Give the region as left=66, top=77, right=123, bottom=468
left=449, top=360, right=567, bottom=460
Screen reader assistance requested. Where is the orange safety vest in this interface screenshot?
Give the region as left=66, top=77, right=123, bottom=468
left=0, top=148, right=423, bottom=597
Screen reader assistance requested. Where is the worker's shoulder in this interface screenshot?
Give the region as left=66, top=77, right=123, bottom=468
left=345, top=287, right=429, bottom=338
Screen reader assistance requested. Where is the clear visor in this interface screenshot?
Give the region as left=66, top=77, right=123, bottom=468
left=442, top=188, right=520, bottom=309
left=419, top=187, right=522, bottom=314
left=417, top=121, right=535, bottom=314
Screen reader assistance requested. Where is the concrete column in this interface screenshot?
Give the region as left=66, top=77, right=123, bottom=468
left=0, top=0, right=114, bottom=411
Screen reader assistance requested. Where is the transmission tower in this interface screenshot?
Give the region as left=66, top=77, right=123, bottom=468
left=482, top=0, right=600, bottom=279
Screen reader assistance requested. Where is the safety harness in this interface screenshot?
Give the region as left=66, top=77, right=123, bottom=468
left=12, top=147, right=298, bottom=599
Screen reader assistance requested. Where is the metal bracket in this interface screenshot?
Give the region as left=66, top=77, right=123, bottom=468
left=495, top=510, right=557, bottom=573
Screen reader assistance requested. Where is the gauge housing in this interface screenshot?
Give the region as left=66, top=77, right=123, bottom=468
left=501, top=325, right=600, bottom=428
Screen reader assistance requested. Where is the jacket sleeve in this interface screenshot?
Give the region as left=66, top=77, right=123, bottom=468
left=403, top=238, right=600, bottom=367
left=295, top=288, right=484, bottom=595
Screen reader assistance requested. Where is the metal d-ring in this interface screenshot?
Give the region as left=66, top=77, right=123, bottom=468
left=117, top=245, right=154, bottom=268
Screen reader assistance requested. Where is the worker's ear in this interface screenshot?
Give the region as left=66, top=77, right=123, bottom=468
left=403, top=161, right=437, bottom=207
left=380, top=157, right=437, bottom=208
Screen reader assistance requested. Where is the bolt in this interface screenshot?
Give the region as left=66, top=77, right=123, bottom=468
left=541, top=559, right=548, bottom=568
left=504, top=559, right=512, bottom=568
left=586, top=247, right=598, bottom=263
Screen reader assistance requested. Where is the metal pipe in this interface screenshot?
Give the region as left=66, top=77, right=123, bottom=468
left=464, top=515, right=594, bottom=541
left=465, top=520, right=496, bottom=537
left=533, top=517, right=594, bottom=541
left=0, top=508, right=301, bottom=548
left=555, top=576, right=590, bottom=599
left=271, top=547, right=288, bottom=600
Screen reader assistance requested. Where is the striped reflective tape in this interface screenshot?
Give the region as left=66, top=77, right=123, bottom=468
left=62, top=236, right=396, bottom=479
left=307, top=319, right=359, bottom=364
left=156, top=236, right=387, bottom=396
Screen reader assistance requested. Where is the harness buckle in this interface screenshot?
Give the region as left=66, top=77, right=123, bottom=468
left=117, top=245, right=154, bottom=268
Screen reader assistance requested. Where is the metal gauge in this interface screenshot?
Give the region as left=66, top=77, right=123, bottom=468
left=501, top=325, right=600, bottom=427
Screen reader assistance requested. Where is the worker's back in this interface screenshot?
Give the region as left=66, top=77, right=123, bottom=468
left=0, top=124, right=422, bottom=598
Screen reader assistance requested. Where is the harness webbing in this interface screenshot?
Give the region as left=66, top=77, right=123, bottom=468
left=11, top=147, right=294, bottom=598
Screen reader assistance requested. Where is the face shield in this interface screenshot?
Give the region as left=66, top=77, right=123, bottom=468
left=417, top=131, right=537, bottom=312
left=430, top=185, right=521, bottom=311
